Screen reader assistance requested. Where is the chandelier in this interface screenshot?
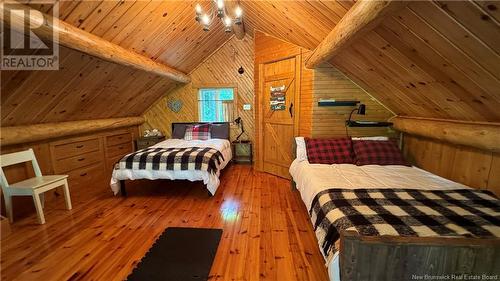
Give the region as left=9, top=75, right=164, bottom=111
left=195, top=0, right=243, bottom=32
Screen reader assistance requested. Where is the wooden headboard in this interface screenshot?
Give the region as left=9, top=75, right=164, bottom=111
left=171, top=122, right=230, bottom=140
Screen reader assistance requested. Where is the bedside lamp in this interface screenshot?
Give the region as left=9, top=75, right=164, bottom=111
left=346, top=104, right=366, bottom=126
left=234, top=117, right=245, bottom=142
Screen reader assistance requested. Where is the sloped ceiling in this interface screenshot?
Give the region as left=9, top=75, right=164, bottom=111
left=329, top=1, right=500, bottom=122
left=2, top=0, right=498, bottom=126
left=1, top=0, right=352, bottom=126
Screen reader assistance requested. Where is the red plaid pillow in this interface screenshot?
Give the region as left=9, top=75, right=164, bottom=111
left=353, top=140, right=409, bottom=166
left=305, top=138, right=354, bottom=164
left=184, top=124, right=211, bottom=140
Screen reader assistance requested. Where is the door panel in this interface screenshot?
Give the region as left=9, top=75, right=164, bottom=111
left=261, top=57, right=297, bottom=178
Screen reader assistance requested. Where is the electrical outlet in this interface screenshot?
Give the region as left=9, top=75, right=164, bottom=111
left=243, top=104, right=251, bottom=110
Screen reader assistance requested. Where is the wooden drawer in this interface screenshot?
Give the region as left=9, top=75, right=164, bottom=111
left=106, top=154, right=125, bottom=173
left=67, top=163, right=105, bottom=190
left=106, top=142, right=133, bottom=159
left=53, top=150, right=103, bottom=173
left=106, top=133, right=132, bottom=147
left=52, top=138, right=100, bottom=160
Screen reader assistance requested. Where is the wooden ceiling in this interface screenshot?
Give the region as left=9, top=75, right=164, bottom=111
left=330, top=0, right=500, bottom=122
left=1, top=0, right=352, bottom=126
left=1, top=0, right=499, bottom=126
left=1, top=46, right=177, bottom=126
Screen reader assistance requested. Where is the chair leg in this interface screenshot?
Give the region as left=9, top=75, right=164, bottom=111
left=4, top=193, right=14, bottom=223
left=32, top=193, right=46, bottom=224
left=62, top=180, right=72, bottom=210
left=40, top=192, right=45, bottom=209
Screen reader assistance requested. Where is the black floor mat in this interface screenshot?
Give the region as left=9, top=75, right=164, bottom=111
left=127, top=227, right=223, bottom=281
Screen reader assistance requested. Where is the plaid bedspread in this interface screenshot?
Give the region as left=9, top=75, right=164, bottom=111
left=310, top=188, right=500, bottom=258
left=116, top=147, right=225, bottom=174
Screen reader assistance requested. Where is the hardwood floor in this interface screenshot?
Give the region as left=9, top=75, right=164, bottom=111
left=1, top=164, right=329, bottom=281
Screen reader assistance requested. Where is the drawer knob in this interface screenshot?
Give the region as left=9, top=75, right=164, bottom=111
left=80, top=173, right=88, bottom=177
left=77, top=158, right=85, bottom=161
left=76, top=145, right=84, bottom=148
left=119, top=146, right=124, bottom=149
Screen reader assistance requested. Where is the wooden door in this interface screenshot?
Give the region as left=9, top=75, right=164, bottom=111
left=260, top=57, right=298, bottom=178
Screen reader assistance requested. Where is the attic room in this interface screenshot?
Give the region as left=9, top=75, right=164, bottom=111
left=0, top=0, right=499, bottom=280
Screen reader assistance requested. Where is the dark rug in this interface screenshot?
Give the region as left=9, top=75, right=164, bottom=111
left=127, top=227, right=223, bottom=281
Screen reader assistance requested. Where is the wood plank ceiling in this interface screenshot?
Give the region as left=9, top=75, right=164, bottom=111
left=1, top=0, right=352, bottom=126
left=2, top=0, right=499, bottom=126
left=330, top=0, right=500, bottom=122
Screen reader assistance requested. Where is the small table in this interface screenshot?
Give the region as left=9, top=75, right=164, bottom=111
left=232, top=140, right=252, bottom=164
left=136, top=136, right=166, bottom=150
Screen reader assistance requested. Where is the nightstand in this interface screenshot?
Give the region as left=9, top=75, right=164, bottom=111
left=232, top=140, right=252, bottom=164
left=136, top=136, right=166, bottom=150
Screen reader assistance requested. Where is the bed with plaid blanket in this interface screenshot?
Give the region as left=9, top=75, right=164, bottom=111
left=310, top=188, right=500, bottom=259
left=116, top=146, right=224, bottom=174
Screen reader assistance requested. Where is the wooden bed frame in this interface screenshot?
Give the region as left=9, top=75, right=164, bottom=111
left=119, top=122, right=231, bottom=197
left=339, top=230, right=500, bottom=281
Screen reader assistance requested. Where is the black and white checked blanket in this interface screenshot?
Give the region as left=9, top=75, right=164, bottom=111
left=116, top=147, right=225, bottom=174
left=310, top=188, right=500, bottom=258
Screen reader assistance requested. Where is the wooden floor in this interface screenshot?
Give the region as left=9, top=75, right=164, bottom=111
left=1, top=164, right=329, bottom=281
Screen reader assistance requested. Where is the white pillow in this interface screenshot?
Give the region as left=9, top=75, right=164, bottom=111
left=352, top=136, right=389, bottom=141
left=295, top=137, right=308, bottom=162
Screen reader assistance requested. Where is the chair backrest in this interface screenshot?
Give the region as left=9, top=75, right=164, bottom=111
left=0, top=149, right=42, bottom=188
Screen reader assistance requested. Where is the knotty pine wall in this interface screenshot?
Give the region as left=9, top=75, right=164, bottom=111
left=142, top=35, right=255, bottom=142
left=312, top=64, right=395, bottom=138
left=403, top=135, right=500, bottom=196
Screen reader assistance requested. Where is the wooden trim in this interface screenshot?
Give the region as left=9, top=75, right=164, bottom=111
left=192, top=83, right=238, bottom=89
left=391, top=116, right=500, bottom=152
left=1, top=117, right=145, bottom=147
left=0, top=1, right=190, bottom=83
left=305, top=0, right=407, bottom=69
left=341, top=230, right=500, bottom=246
left=293, top=53, right=302, bottom=137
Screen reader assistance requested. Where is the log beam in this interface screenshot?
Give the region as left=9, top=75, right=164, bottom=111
left=305, top=0, right=407, bottom=69
left=391, top=116, right=500, bottom=152
left=1, top=117, right=145, bottom=146
left=0, top=1, right=191, bottom=83
left=233, top=22, right=245, bottom=40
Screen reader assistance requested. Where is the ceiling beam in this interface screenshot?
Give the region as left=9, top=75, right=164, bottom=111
left=233, top=22, right=245, bottom=40
left=305, top=0, right=407, bottom=69
left=1, top=117, right=145, bottom=146
left=0, top=1, right=191, bottom=83
left=391, top=116, right=500, bottom=152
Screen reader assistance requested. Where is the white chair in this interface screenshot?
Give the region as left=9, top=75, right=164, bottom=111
left=0, top=149, right=72, bottom=224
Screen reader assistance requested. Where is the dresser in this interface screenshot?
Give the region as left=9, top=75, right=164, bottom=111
left=48, top=129, right=135, bottom=197
left=104, top=130, right=134, bottom=174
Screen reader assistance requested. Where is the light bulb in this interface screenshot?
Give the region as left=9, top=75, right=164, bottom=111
left=217, top=0, right=224, bottom=9
left=195, top=4, right=202, bottom=14
left=201, top=14, right=210, bottom=25
left=224, top=17, right=232, bottom=27
left=235, top=6, right=242, bottom=17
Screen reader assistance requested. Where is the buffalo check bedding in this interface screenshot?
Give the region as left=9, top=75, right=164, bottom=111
left=116, top=146, right=225, bottom=175
left=310, top=188, right=500, bottom=259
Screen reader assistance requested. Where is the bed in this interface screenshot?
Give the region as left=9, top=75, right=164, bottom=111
left=110, top=122, right=232, bottom=196
left=289, top=137, right=500, bottom=281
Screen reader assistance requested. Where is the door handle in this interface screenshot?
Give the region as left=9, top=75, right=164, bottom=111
left=289, top=102, right=294, bottom=118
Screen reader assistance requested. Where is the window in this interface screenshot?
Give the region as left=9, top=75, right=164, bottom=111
left=198, top=88, right=235, bottom=122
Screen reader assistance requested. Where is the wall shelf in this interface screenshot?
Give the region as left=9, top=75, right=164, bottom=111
left=318, top=100, right=360, bottom=107
left=346, top=120, right=393, bottom=127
